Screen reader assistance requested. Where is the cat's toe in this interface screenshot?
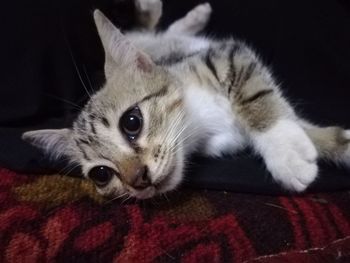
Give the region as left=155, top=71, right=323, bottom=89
left=290, top=177, right=311, bottom=192
left=289, top=160, right=318, bottom=192
left=268, top=150, right=318, bottom=192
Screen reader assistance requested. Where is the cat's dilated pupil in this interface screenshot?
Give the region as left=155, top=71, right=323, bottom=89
left=120, top=106, right=143, bottom=140
left=88, top=166, right=116, bottom=187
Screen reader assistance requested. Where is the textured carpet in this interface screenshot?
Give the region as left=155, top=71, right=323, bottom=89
left=1, top=168, right=350, bottom=262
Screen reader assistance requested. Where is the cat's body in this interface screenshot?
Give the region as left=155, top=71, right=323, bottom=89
left=23, top=0, right=350, bottom=199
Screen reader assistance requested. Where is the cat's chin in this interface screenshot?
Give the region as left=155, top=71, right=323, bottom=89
left=130, top=186, right=157, bottom=199
left=128, top=171, right=176, bottom=199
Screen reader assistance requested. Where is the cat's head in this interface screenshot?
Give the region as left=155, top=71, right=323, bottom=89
left=22, top=10, right=187, bottom=199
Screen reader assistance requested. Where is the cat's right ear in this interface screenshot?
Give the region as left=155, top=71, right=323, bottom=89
left=22, top=129, right=72, bottom=160
left=93, top=9, right=155, bottom=79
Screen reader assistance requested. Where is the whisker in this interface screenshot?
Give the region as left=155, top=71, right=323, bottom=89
left=56, top=158, right=75, bottom=174
left=161, top=108, right=186, bottom=148
left=82, top=64, right=94, bottom=92
left=61, top=28, right=92, bottom=99
left=121, top=195, right=133, bottom=204
left=168, top=125, right=199, bottom=153
left=162, top=193, right=170, bottom=202
left=105, top=192, right=128, bottom=204
left=168, top=125, right=189, bottom=149
left=45, top=93, right=83, bottom=111
left=59, top=163, right=81, bottom=176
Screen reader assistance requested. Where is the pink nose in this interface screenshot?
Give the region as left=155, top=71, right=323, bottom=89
left=129, top=166, right=151, bottom=190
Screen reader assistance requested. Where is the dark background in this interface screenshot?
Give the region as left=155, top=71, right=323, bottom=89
left=0, top=0, right=349, bottom=194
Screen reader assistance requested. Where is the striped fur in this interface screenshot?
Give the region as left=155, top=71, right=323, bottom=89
left=22, top=1, right=350, bottom=199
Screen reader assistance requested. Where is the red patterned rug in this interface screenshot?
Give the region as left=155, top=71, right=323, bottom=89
left=1, top=168, right=350, bottom=262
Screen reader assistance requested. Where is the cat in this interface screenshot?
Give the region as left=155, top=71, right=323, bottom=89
left=22, top=0, right=350, bottom=199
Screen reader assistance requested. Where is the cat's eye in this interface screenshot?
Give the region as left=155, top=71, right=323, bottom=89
left=88, top=166, right=116, bottom=187
left=120, top=106, right=143, bottom=141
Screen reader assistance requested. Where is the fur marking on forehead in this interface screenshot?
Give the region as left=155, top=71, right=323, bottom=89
left=138, top=85, right=168, bottom=104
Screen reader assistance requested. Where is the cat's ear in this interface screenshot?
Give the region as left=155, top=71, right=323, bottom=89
left=93, top=9, right=154, bottom=78
left=22, top=128, right=72, bottom=159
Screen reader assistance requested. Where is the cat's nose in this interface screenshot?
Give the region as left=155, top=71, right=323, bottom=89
left=130, top=166, right=152, bottom=190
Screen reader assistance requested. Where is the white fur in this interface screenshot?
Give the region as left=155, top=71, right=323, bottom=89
left=167, top=3, right=212, bottom=35
left=252, top=119, right=318, bottom=191
left=183, top=84, right=246, bottom=156
left=22, top=129, right=72, bottom=160
left=345, top=130, right=350, bottom=139
left=125, top=33, right=210, bottom=62
left=23, top=1, right=349, bottom=199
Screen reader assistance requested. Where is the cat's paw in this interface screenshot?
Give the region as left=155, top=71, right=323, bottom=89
left=269, top=149, right=318, bottom=192
left=268, top=129, right=318, bottom=191
left=186, top=3, right=212, bottom=29
left=167, top=3, right=212, bottom=35
left=256, top=119, right=319, bottom=192
left=135, top=0, right=163, bottom=29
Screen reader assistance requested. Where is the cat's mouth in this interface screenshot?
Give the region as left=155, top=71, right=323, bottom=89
left=128, top=166, right=176, bottom=199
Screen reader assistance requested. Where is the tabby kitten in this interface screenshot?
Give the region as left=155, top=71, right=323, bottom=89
left=23, top=0, right=350, bottom=199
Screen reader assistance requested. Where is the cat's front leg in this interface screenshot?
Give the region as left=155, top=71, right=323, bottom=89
left=232, top=78, right=319, bottom=191
left=221, top=46, right=319, bottom=191
left=235, top=84, right=319, bottom=191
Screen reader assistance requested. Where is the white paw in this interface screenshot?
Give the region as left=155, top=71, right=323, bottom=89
left=185, top=3, right=212, bottom=31
left=267, top=149, right=318, bottom=192
left=188, top=3, right=212, bottom=22
left=135, top=0, right=162, bottom=13
left=255, top=119, right=319, bottom=192
left=135, top=0, right=162, bottom=28
left=167, top=2, right=212, bottom=35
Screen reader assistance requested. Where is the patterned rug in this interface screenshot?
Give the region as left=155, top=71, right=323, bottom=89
left=1, top=168, right=350, bottom=262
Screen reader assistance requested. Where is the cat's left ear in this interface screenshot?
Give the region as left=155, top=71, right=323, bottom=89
left=22, top=128, right=72, bottom=159
left=93, top=9, right=154, bottom=78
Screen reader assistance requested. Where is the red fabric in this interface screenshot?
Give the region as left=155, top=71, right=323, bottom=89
left=0, top=168, right=350, bottom=262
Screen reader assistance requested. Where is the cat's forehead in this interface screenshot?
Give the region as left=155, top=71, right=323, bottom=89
left=91, top=67, right=174, bottom=109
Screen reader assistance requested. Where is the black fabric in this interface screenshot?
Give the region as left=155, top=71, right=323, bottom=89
left=1, top=0, right=350, bottom=194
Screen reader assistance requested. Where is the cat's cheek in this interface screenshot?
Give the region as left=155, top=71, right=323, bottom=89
left=157, top=155, right=185, bottom=194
